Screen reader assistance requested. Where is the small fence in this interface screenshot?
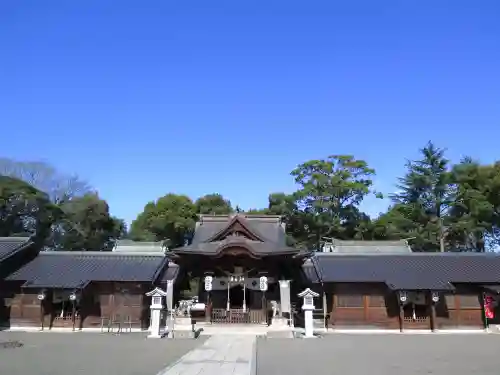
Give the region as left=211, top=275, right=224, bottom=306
left=211, top=308, right=266, bottom=324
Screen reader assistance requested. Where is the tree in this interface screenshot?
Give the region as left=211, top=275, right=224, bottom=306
left=129, top=194, right=197, bottom=247
left=0, top=176, right=58, bottom=244
left=0, top=158, right=91, bottom=203
left=391, top=142, right=453, bottom=251
left=291, top=155, right=379, bottom=249
left=447, top=160, right=500, bottom=251
left=52, top=193, right=121, bottom=251
left=195, top=194, right=233, bottom=215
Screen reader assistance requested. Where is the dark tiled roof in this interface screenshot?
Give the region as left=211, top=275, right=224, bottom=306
left=481, top=285, right=500, bottom=294
left=6, top=251, right=170, bottom=289
left=323, top=239, right=412, bottom=254
left=0, top=237, right=32, bottom=262
left=174, top=238, right=298, bottom=256
left=159, top=262, right=180, bottom=283
left=177, top=215, right=296, bottom=255
left=310, top=253, right=500, bottom=290
left=301, top=259, right=320, bottom=283
left=192, top=215, right=287, bottom=245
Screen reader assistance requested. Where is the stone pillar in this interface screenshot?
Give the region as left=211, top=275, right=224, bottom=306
left=298, top=288, right=319, bottom=338
left=165, top=280, right=174, bottom=332
left=279, top=280, right=291, bottom=316
left=146, top=287, right=167, bottom=339
left=204, top=275, right=213, bottom=323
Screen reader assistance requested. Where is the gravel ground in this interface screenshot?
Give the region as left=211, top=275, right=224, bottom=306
left=0, top=331, right=207, bottom=375
left=256, top=333, right=500, bottom=375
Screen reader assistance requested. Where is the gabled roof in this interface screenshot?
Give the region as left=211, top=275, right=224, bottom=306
left=0, top=237, right=34, bottom=263
left=6, top=251, right=174, bottom=289
left=309, top=252, right=500, bottom=290
left=192, top=214, right=287, bottom=245
left=205, top=215, right=266, bottom=242
left=173, top=214, right=297, bottom=257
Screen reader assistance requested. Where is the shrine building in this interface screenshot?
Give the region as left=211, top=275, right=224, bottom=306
left=1, top=214, right=499, bottom=332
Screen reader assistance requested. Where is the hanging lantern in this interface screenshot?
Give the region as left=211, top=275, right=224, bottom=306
left=259, top=276, right=268, bottom=292
left=204, top=276, right=213, bottom=292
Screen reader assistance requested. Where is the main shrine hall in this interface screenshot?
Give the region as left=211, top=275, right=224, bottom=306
left=1, top=214, right=500, bottom=332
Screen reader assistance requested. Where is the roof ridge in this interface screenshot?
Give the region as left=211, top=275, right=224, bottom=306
left=0, top=237, right=30, bottom=242
left=315, top=252, right=500, bottom=257
left=41, top=251, right=166, bottom=257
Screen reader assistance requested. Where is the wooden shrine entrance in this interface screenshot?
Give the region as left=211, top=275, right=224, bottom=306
left=211, top=308, right=267, bottom=324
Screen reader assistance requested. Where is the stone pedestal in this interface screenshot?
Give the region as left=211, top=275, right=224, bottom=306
left=148, top=308, right=162, bottom=338
left=172, top=317, right=195, bottom=339
left=270, top=316, right=288, bottom=328
left=303, top=309, right=314, bottom=338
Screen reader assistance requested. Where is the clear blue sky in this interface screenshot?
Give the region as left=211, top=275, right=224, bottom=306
left=1, top=1, right=499, bottom=225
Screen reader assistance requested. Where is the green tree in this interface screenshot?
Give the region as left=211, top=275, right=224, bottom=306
left=391, top=142, right=453, bottom=252
left=0, top=176, right=58, bottom=244
left=291, top=155, right=379, bottom=249
left=195, top=193, right=233, bottom=215
left=129, top=194, right=197, bottom=247
left=53, top=193, right=121, bottom=251
left=447, top=159, right=500, bottom=251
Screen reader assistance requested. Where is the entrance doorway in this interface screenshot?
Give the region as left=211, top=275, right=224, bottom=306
left=229, top=284, right=244, bottom=308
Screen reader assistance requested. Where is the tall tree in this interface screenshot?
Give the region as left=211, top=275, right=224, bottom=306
left=129, top=194, right=197, bottom=247
left=0, top=158, right=91, bottom=203
left=391, top=142, right=453, bottom=252
left=0, top=176, right=58, bottom=244
left=291, top=155, right=379, bottom=249
left=52, top=193, right=121, bottom=251
left=447, top=159, right=500, bottom=251
left=195, top=193, right=233, bottom=215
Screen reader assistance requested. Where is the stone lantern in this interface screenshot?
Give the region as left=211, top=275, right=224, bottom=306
left=298, top=288, right=319, bottom=338
left=146, top=287, right=168, bottom=338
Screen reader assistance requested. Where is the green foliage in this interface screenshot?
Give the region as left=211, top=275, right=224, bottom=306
left=52, top=194, right=121, bottom=251
left=0, top=176, right=57, bottom=243
left=1, top=161, right=123, bottom=251
left=129, top=194, right=198, bottom=247
left=5, top=141, right=500, bottom=253
left=390, top=142, right=453, bottom=251
left=195, top=193, right=233, bottom=215
left=290, top=155, right=378, bottom=249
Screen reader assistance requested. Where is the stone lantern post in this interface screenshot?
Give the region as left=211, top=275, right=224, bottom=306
left=298, top=288, right=319, bottom=338
left=146, top=287, right=168, bottom=339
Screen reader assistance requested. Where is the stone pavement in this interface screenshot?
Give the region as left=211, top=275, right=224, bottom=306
left=157, top=335, right=255, bottom=375
left=256, top=333, right=500, bottom=375
left=0, top=331, right=207, bottom=375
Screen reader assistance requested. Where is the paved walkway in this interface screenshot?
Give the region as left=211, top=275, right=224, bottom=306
left=157, top=335, right=256, bottom=375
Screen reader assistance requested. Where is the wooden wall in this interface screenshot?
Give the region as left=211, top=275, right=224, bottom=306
left=328, top=283, right=400, bottom=329
left=434, top=293, right=484, bottom=329
left=1, top=281, right=151, bottom=330
left=325, top=283, right=485, bottom=330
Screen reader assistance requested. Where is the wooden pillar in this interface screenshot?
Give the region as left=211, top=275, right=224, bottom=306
left=398, top=303, right=404, bottom=332
left=429, top=291, right=436, bottom=332
left=72, top=300, right=76, bottom=331
left=39, top=300, right=45, bottom=331
left=205, top=291, right=211, bottom=323
left=329, top=293, right=335, bottom=327
left=322, top=290, right=327, bottom=330
left=262, top=290, right=267, bottom=325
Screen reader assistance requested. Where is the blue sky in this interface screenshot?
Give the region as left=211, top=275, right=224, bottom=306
left=1, top=1, right=499, bottom=225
